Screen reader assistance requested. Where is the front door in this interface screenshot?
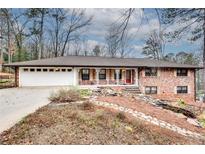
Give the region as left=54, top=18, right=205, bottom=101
left=126, top=70, right=131, bottom=84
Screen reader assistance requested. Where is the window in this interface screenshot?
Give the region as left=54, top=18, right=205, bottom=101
left=145, top=86, right=157, bottom=94
left=55, top=68, right=60, bottom=72
left=177, top=69, right=188, bottom=76
left=61, top=69, right=66, bottom=72
left=49, top=68, right=54, bottom=72
left=99, top=69, right=106, bottom=80
left=82, top=69, right=90, bottom=80
left=43, top=68, right=48, bottom=72
left=145, top=68, right=157, bottom=76
left=30, top=68, right=35, bottom=72
left=36, top=68, right=41, bottom=72
left=114, top=70, right=122, bottom=79
left=23, top=68, right=28, bottom=72
left=177, top=86, right=188, bottom=94
left=67, top=69, right=72, bottom=72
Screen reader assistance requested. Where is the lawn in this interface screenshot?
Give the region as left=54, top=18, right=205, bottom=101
left=0, top=102, right=202, bottom=145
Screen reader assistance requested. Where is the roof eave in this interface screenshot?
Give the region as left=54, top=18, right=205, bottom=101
left=3, top=64, right=204, bottom=69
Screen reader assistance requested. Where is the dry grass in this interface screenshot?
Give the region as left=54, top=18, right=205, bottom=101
left=49, top=89, right=82, bottom=103
left=0, top=103, right=203, bottom=145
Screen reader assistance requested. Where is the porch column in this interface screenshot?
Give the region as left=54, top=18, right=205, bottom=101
left=115, top=69, right=120, bottom=85
left=135, top=68, right=139, bottom=86
left=74, top=68, right=80, bottom=86
left=95, top=68, right=100, bottom=85
left=15, top=67, right=19, bottom=87
left=106, top=69, right=109, bottom=85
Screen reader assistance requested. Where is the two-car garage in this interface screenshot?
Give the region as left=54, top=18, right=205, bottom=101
left=19, top=67, right=75, bottom=87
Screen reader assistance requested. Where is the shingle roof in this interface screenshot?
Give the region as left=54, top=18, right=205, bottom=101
left=4, top=55, right=203, bottom=69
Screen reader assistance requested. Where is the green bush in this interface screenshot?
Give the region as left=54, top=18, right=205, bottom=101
left=198, top=111, right=205, bottom=128
left=177, top=99, right=186, bottom=108
left=78, top=89, right=92, bottom=98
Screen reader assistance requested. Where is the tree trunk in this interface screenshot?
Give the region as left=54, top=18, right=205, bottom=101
left=54, top=15, right=59, bottom=57
left=38, top=9, right=45, bottom=60
left=7, top=18, right=11, bottom=63
left=203, top=8, right=205, bottom=93
left=61, top=29, right=71, bottom=56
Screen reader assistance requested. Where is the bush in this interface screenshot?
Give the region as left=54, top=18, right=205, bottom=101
left=78, top=89, right=92, bottom=98
left=79, top=101, right=94, bottom=110
left=177, top=99, right=186, bottom=108
left=198, top=111, right=205, bottom=128
left=49, top=89, right=81, bottom=103
left=116, top=112, right=127, bottom=121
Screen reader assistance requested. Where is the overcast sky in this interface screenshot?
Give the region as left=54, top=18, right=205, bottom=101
left=81, top=8, right=202, bottom=58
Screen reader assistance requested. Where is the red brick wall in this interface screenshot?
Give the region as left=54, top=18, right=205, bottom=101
left=138, top=68, right=195, bottom=103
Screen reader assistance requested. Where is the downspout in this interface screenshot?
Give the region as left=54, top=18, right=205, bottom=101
left=194, top=69, right=199, bottom=102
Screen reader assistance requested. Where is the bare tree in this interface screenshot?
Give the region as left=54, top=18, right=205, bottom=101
left=26, top=8, right=49, bottom=59
left=92, top=45, right=101, bottom=56
left=49, top=8, right=66, bottom=57
left=1, top=8, right=30, bottom=62
left=142, top=30, right=165, bottom=60
left=61, top=9, right=92, bottom=56
left=105, top=25, right=119, bottom=57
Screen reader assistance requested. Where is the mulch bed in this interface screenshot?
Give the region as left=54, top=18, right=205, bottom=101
left=97, top=96, right=205, bottom=134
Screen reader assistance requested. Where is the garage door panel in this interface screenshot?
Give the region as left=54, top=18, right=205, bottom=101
left=19, top=71, right=74, bottom=86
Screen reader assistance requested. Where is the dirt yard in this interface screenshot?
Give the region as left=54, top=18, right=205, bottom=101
left=0, top=102, right=203, bottom=145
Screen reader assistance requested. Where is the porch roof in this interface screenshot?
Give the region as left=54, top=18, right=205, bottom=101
left=4, top=55, right=203, bottom=69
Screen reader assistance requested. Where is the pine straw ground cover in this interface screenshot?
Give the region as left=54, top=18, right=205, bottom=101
left=0, top=102, right=203, bottom=145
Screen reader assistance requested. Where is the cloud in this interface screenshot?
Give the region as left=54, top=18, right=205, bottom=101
left=81, top=9, right=201, bottom=57
left=84, top=8, right=145, bottom=41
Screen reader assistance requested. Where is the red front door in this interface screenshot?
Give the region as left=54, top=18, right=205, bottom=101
left=126, top=70, right=131, bottom=84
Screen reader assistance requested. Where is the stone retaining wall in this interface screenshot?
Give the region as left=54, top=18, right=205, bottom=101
left=90, top=96, right=205, bottom=141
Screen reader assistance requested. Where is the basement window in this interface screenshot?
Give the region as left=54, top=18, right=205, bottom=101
left=145, top=68, right=157, bottom=76
left=177, top=69, right=188, bottom=76
left=23, top=68, right=29, bottom=72
left=30, top=68, right=35, bottom=72
left=145, top=86, right=157, bottom=94
left=177, top=86, right=188, bottom=94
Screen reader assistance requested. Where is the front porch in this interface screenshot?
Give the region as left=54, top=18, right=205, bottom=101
left=77, top=68, right=139, bottom=86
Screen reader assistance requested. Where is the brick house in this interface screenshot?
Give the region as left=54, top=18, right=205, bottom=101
left=4, top=56, right=203, bottom=102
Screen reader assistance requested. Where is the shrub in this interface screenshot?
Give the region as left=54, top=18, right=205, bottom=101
left=198, top=111, right=205, bottom=128
left=177, top=99, right=186, bottom=108
left=79, top=101, right=94, bottom=110
left=125, top=126, right=133, bottom=132
left=116, top=112, right=127, bottom=121
left=49, top=89, right=81, bottom=103
left=78, top=89, right=92, bottom=98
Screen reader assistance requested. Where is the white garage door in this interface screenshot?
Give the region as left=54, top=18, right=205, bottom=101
left=19, top=68, right=74, bottom=86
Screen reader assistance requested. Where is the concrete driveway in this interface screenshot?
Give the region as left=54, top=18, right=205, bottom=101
left=0, top=87, right=64, bottom=133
